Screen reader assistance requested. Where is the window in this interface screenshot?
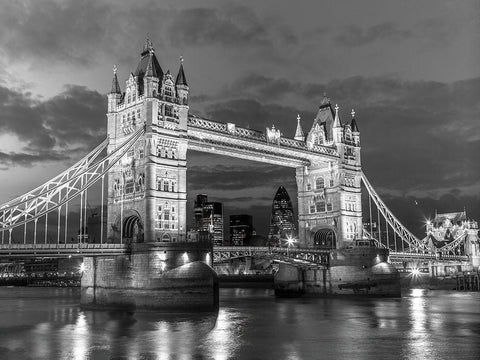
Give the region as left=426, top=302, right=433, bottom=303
left=138, top=148, right=144, bottom=159
left=306, top=183, right=312, bottom=191
left=310, top=204, right=316, bottom=213
left=329, top=179, right=334, bottom=187
left=136, top=109, right=141, bottom=121
left=316, top=201, right=326, bottom=212
left=164, top=210, right=170, bottom=221
left=165, top=105, right=173, bottom=117
left=164, top=181, right=169, bottom=192
left=327, top=202, right=333, bottom=211
left=125, top=179, right=134, bottom=194
left=156, top=178, right=162, bottom=191
left=170, top=181, right=176, bottom=192
left=316, top=177, right=324, bottom=189
left=165, top=86, right=173, bottom=99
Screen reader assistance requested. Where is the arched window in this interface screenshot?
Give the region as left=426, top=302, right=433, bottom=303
left=316, top=177, right=324, bottom=189
left=316, top=201, right=326, bottom=212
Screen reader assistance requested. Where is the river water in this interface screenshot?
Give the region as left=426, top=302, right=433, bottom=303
left=0, top=287, right=479, bottom=360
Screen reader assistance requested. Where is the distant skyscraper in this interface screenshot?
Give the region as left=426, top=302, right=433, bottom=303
left=230, top=214, right=253, bottom=246
left=193, top=194, right=224, bottom=246
left=194, top=194, right=208, bottom=230
left=269, top=186, right=296, bottom=245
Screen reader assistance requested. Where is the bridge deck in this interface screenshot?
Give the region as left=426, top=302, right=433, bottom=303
left=0, top=244, right=469, bottom=262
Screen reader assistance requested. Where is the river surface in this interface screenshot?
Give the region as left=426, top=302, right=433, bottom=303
left=0, top=287, right=479, bottom=360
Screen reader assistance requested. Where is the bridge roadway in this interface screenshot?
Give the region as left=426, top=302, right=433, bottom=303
left=0, top=244, right=469, bottom=263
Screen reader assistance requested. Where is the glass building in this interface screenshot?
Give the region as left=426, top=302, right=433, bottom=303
left=230, top=214, right=253, bottom=246
left=268, top=186, right=296, bottom=246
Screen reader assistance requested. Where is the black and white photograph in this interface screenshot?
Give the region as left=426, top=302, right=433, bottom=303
left=0, top=1, right=479, bottom=359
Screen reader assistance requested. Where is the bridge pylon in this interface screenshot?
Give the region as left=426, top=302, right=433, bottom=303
left=106, top=41, right=189, bottom=244
left=296, top=99, right=362, bottom=249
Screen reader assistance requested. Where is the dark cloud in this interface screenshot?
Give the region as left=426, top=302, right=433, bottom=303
left=168, top=6, right=270, bottom=47
left=0, top=84, right=106, bottom=167
left=334, top=23, right=412, bottom=47
left=0, top=0, right=112, bottom=66
left=0, top=150, right=69, bottom=168
left=205, top=98, right=310, bottom=135
left=195, top=75, right=480, bottom=201
left=188, top=163, right=295, bottom=191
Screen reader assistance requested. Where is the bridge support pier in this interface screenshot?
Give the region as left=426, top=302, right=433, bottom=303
left=80, top=241, right=218, bottom=311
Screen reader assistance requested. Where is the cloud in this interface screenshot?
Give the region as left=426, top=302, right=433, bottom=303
left=334, top=23, right=412, bottom=47
left=169, top=6, right=270, bottom=47
left=188, top=163, right=295, bottom=191
left=0, top=0, right=113, bottom=66
left=194, top=74, right=480, bottom=202
left=0, top=84, right=106, bottom=167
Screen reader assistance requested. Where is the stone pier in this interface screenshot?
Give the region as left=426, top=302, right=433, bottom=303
left=80, top=241, right=218, bottom=311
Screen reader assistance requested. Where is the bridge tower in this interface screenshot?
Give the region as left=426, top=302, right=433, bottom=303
left=296, top=96, right=362, bottom=248
left=106, top=39, right=189, bottom=244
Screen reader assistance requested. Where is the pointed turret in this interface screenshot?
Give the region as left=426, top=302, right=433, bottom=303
left=294, top=114, right=305, bottom=141
left=332, top=104, right=343, bottom=145
left=333, top=104, right=341, bottom=128
left=175, top=56, right=189, bottom=105
left=110, top=64, right=121, bottom=94
left=175, top=57, right=188, bottom=86
left=350, top=109, right=360, bottom=146
left=108, top=65, right=122, bottom=113
left=135, top=38, right=163, bottom=97
left=350, top=108, right=359, bottom=132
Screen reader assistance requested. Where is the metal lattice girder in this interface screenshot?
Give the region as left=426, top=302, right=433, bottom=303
left=0, top=127, right=145, bottom=231
left=0, top=139, right=109, bottom=210
left=361, top=171, right=428, bottom=252
left=436, top=231, right=467, bottom=253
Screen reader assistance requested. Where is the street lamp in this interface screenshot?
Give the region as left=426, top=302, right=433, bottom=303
left=286, top=235, right=296, bottom=257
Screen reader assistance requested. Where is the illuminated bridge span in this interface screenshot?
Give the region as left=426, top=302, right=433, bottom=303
left=0, top=39, right=478, bottom=269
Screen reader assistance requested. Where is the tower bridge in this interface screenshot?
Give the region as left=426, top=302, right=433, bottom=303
left=0, top=40, right=479, bottom=306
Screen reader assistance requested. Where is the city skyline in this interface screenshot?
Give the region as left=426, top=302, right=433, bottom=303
left=0, top=0, right=479, bottom=237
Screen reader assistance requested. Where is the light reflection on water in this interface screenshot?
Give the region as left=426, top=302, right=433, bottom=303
left=0, top=287, right=479, bottom=359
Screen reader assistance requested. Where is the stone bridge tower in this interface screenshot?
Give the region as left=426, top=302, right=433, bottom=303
left=296, top=96, right=362, bottom=249
left=106, top=39, right=189, bottom=243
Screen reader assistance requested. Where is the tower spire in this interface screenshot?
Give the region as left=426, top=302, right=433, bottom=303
left=294, top=114, right=305, bottom=141
left=350, top=108, right=359, bottom=132
left=175, top=55, right=188, bottom=86
left=333, top=104, right=341, bottom=128
left=109, top=64, right=121, bottom=94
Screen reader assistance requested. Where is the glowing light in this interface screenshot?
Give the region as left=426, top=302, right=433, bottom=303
left=285, top=236, right=296, bottom=247
left=205, top=253, right=211, bottom=265
left=183, top=252, right=189, bottom=263
left=411, top=268, right=420, bottom=276
left=78, top=262, right=86, bottom=273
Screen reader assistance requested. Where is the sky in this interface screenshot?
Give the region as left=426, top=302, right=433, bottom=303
left=0, top=0, right=479, bottom=237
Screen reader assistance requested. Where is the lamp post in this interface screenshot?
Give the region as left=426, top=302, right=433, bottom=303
left=286, top=235, right=295, bottom=257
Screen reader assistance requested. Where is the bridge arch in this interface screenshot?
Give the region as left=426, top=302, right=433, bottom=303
left=121, top=210, right=144, bottom=243
left=311, top=226, right=337, bottom=249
